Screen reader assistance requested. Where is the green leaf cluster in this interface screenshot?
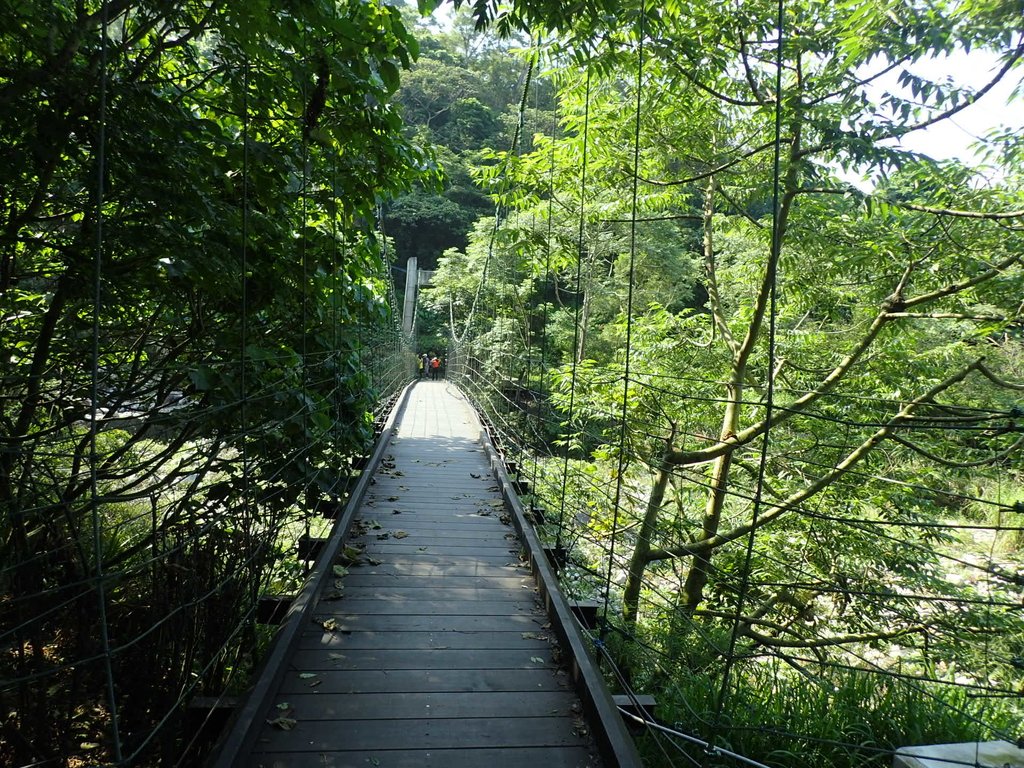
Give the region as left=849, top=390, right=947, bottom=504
left=0, top=1, right=428, bottom=763
left=437, top=0, right=1024, bottom=759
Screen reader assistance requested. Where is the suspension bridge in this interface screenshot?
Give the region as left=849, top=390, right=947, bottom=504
left=210, top=379, right=643, bottom=767
left=5, top=1, right=1024, bottom=765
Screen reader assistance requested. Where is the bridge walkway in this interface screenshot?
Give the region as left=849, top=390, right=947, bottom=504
left=224, top=380, right=616, bottom=767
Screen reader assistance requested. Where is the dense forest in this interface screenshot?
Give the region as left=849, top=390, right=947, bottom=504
left=1, top=0, right=1022, bottom=766
left=0, top=1, right=425, bottom=764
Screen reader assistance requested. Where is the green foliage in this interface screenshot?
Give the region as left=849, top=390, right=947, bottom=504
left=632, top=660, right=1020, bottom=768
left=439, top=0, right=1024, bottom=761
left=383, top=8, right=547, bottom=279
left=0, top=0, right=426, bottom=763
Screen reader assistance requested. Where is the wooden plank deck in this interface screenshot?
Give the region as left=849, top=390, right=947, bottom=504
left=243, top=380, right=603, bottom=768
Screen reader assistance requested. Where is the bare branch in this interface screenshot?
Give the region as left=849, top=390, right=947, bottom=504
left=738, top=34, right=768, bottom=105
left=976, top=361, right=1024, bottom=392
left=637, top=140, right=780, bottom=187
left=891, top=39, right=1024, bottom=139
left=884, top=312, right=1008, bottom=321
left=902, top=251, right=1021, bottom=309
left=741, top=624, right=924, bottom=649
left=882, top=200, right=1024, bottom=220
left=890, top=433, right=1024, bottom=468
left=660, top=49, right=764, bottom=107
left=694, top=609, right=925, bottom=648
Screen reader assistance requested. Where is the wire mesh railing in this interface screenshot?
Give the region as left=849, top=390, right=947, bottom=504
left=1, top=305, right=413, bottom=766
left=449, top=334, right=1024, bottom=768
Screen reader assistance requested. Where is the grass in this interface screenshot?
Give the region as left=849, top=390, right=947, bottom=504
left=631, top=659, right=1021, bottom=768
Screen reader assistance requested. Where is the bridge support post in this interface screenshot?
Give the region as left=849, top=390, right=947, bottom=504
left=402, top=256, right=418, bottom=336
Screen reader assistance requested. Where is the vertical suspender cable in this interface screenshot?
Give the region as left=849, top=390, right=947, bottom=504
left=330, top=21, right=341, bottom=466
left=300, top=50, right=312, bottom=551
left=240, top=37, right=253, bottom=613
left=455, top=53, right=536, bottom=347
left=90, top=2, right=123, bottom=761
left=706, top=0, right=785, bottom=760
left=532, top=77, right=559, bottom=515
left=554, top=65, right=592, bottom=552
left=514, top=39, right=540, bottom=476
left=602, top=12, right=645, bottom=636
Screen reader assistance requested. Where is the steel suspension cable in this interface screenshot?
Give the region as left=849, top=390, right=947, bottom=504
left=602, top=11, right=645, bottom=636
left=90, top=1, right=123, bottom=760
left=454, top=50, right=537, bottom=345
left=300, top=49, right=312, bottom=557
left=555, top=64, right=592, bottom=552
left=512, top=38, right=543, bottom=478
left=240, top=35, right=255, bottom=629
left=706, top=0, right=787, bottom=759
left=531, top=80, right=560, bottom=521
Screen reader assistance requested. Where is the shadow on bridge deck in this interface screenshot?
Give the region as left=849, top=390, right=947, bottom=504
left=212, top=380, right=640, bottom=768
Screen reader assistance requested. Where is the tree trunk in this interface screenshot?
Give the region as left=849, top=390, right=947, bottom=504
left=681, top=379, right=742, bottom=611
left=622, top=434, right=675, bottom=624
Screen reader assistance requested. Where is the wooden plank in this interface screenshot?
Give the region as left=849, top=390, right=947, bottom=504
left=361, top=517, right=510, bottom=529
left=335, top=552, right=521, bottom=566
left=361, top=510, right=506, bottom=522
left=338, top=562, right=526, bottom=578
left=277, top=667, right=572, bottom=694
left=368, top=483, right=499, bottom=494
left=360, top=542, right=518, bottom=555
left=377, top=498, right=501, bottom=507
left=268, top=690, right=582, bottom=720
left=339, top=586, right=536, bottom=601
left=339, top=573, right=533, bottom=589
left=315, top=599, right=541, bottom=616
left=351, top=522, right=509, bottom=536
left=353, top=526, right=515, bottom=539
left=295, top=630, right=552, bottom=651
left=285, top=647, right=555, bottom=671
left=306, top=613, right=547, bottom=633
left=253, top=715, right=589, bottom=752
left=250, top=746, right=599, bottom=768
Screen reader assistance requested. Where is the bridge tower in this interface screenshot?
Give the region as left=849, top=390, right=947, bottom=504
left=401, top=257, right=435, bottom=338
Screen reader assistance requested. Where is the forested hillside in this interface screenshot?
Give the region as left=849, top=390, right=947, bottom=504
left=384, top=8, right=553, bottom=272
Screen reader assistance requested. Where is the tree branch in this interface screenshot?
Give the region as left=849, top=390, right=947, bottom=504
left=902, top=251, right=1021, bottom=309
left=884, top=312, right=1008, bottom=321
left=889, top=433, right=1024, bottom=468
left=649, top=359, right=987, bottom=563
left=882, top=200, right=1024, bottom=220
left=661, top=50, right=765, bottom=107
left=890, top=39, right=1024, bottom=140
left=975, top=361, right=1024, bottom=392
left=637, top=140, right=780, bottom=187
left=738, top=34, right=768, bottom=105
left=741, top=624, right=924, bottom=649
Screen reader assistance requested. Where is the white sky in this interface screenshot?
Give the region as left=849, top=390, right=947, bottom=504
left=871, top=48, right=1022, bottom=162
